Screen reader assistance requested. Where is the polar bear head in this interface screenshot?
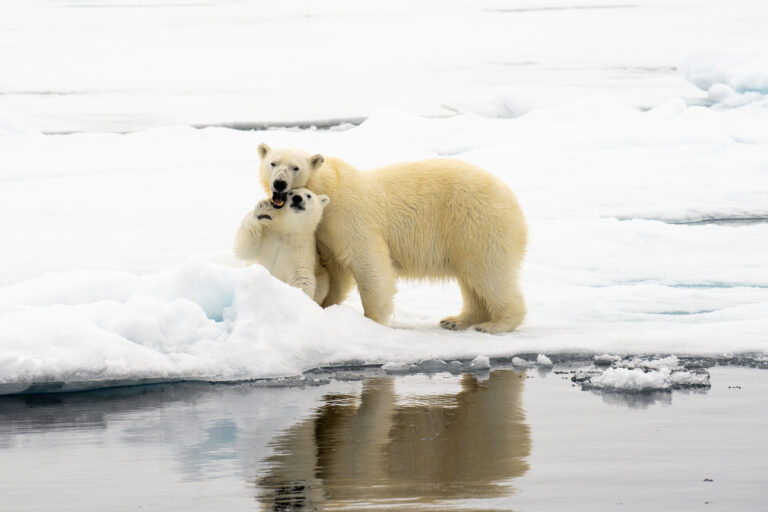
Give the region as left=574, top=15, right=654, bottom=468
left=258, top=143, right=324, bottom=209
left=271, top=187, right=329, bottom=235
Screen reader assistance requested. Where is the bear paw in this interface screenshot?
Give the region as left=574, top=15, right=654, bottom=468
left=439, top=316, right=472, bottom=331
left=254, top=199, right=274, bottom=221
left=474, top=320, right=517, bottom=334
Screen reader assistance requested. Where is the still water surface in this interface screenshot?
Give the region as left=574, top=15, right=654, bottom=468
left=1, top=366, right=766, bottom=511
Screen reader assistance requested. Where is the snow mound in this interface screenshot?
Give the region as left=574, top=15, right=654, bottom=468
left=0, top=260, right=390, bottom=393
left=680, top=50, right=768, bottom=93
left=4, top=259, right=565, bottom=394
left=680, top=50, right=768, bottom=107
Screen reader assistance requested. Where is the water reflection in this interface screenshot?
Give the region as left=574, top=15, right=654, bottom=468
left=590, top=387, right=710, bottom=409
left=0, top=383, right=208, bottom=435
left=256, top=371, right=531, bottom=510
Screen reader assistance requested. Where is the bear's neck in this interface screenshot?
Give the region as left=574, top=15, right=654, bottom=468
left=273, top=228, right=316, bottom=246
left=306, top=156, right=347, bottom=195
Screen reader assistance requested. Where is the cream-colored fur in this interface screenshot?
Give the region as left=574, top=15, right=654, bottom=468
left=257, top=143, right=528, bottom=333
left=234, top=188, right=329, bottom=304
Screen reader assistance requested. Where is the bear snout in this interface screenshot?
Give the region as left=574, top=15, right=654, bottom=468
left=273, top=179, right=288, bottom=192
left=291, top=195, right=303, bottom=205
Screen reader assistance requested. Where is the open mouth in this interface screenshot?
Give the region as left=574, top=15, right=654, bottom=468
left=270, top=192, right=287, bottom=208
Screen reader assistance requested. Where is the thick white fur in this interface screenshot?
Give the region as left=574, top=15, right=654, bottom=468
left=257, top=143, right=528, bottom=333
left=234, top=188, right=330, bottom=305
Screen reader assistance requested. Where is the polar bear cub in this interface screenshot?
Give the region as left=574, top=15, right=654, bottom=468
left=234, top=188, right=330, bottom=304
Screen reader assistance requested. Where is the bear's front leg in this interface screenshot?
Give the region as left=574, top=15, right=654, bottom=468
left=233, top=199, right=274, bottom=261
left=289, top=267, right=317, bottom=303
left=349, top=237, right=397, bottom=325
left=317, top=241, right=355, bottom=307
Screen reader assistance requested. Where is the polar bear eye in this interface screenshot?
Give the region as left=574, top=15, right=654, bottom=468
left=270, top=161, right=277, bottom=167
left=307, top=194, right=311, bottom=199
left=291, top=166, right=299, bottom=172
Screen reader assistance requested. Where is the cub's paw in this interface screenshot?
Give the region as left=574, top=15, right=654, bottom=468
left=254, top=199, right=274, bottom=221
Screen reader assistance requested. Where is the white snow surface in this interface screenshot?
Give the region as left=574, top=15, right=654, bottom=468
left=1, top=0, right=768, bottom=392
left=2, top=0, right=768, bottom=133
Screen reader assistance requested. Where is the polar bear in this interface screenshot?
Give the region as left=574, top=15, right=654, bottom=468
left=234, top=188, right=330, bottom=304
left=257, top=143, right=528, bottom=333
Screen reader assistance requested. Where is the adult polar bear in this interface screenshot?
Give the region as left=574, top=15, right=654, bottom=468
left=258, top=143, right=528, bottom=333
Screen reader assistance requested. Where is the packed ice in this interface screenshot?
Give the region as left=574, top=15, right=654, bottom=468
left=1, top=0, right=767, bottom=393
left=575, top=356, right=711, bottom=392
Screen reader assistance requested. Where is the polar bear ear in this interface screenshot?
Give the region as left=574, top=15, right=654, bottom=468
left=309, top=154, right=324, bottom=171
left=318, top=194, right=330, bottom=207
left=257, top=143, right=271, bottom=159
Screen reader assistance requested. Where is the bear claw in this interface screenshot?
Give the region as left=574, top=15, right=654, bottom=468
left=440, top=319, right=458, bottom=330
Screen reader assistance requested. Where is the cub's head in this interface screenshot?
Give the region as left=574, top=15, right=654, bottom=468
left=272, top=187, right=329, bottom=234
left=258, top=143, right=324, bottom=209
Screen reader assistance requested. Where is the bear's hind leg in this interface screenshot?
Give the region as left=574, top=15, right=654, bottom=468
left=440, top=280, right=489, bottom=330
left=473, top=276, right=526, bottom=334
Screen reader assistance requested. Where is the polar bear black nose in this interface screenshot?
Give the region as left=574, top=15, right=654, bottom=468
left=273, top=180, right=287, bottom=192
left=291, top=194, right=303, bottom=205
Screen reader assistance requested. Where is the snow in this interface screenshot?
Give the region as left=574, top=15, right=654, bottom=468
left=1, top=0, right=767, bottom=393
left=679, top=50, right=768, bottom=108
left=2, top=0, right=766, bottom=133
left=679, top=50, right=768, bottom=94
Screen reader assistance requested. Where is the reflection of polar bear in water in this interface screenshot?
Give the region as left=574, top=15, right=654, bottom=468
left=234, top=188, right=330, bottom=304
left=256, top=371, right=531, bottom=508
left=257, top=143, right=528, bottom=333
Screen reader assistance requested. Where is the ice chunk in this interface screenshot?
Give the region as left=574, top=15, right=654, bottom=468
left=536, top=354, right=553, bottom=367
left=615, top=355, right=680, bottom=371
left=586, top=367, right=710, bottom=392
left=470, top=355, right=491, bottom=370
left=512, top=357, right=535, bottom=368
left=382, top=361, right=412, bottom=374
left=594, top=354, right=622, bottom=366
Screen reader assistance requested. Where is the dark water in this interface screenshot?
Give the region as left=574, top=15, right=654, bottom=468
left=1, top=366, right=766, bottom=511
